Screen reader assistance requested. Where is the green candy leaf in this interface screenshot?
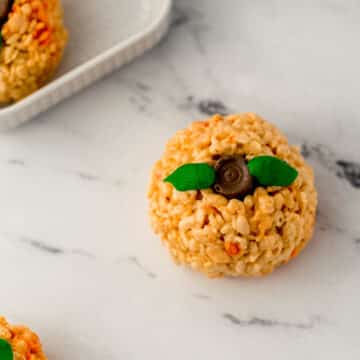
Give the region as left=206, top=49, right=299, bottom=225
left=164, top=163, right=216, bottom=191
left=247, top=156, right=298, bottom=186
left=0, top=339, right=13, bottom=360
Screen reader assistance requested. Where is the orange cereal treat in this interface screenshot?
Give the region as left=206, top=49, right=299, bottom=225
left=0, top=0, right=68, bottom=103
left=0, top=316, right=47, bottom=360
left=148, top=113, right=318, bottom=278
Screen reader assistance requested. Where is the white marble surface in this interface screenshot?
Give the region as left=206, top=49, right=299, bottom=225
left=1, top=0, right=360, bottom=358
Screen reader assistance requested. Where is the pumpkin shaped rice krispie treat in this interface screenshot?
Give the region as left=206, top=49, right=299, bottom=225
left=148, top=113, right=318, bottom=278
left=0, top=0, right=68, bottom=103
left=0, top=316, right=47, bottom=359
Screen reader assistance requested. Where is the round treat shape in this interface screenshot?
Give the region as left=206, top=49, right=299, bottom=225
left=0, top=316, right=47, bottom=360
left=0, top=0, right=68, bottom=103
left=148, top=113, right=318, bottom=278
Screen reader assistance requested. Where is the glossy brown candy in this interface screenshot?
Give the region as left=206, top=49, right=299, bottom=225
left=213, top=155, right=253, bottom=198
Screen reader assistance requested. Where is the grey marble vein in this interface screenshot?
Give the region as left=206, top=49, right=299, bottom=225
left=7, top=157, right=123, bottom=188
left=301, top=143, right=337, bottom=171
left=76, top=172, right=100, bottom=182
left=128, top=93, right=152, bottom=114
left=69, top=171, right=125, bottom=188
left=162, top=59, right=193, bottom=96
left=8, top=159, right=25, bottom=166
left=223, top=313, right=322, bottom=330
left=188, top=24, right=207, bottom=56
left=135, top=81, right=151, bottom=92
left=169, top=3, right=223, bottom=90
left=128, top=256, right=157, bottom=279
left=171, top=3, right=205, bottom=30
left=180, top=96, right=232, bottom=116
left=192, top=293, right=211, bottom=300
left=19, top=236, right=64, bottom=255
left=117, top=256, right=157, bottom=279
left=171, top=5, right=190, bottom=28
left=18, top=235, right=96, bottom=259
left=172, top=4, right=208, bottom=52
left=197, top=99, right=231, bottom=116
left=68, top=170, right=126, bottom=188
left=301, top=143, right=360, bottom=189
left=336, top=160, right=360, bottom=189
left=71, top=249, right=97, bottom=259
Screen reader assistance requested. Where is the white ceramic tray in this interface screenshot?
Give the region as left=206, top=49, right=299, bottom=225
left=0, top=0, right=172, bottom=130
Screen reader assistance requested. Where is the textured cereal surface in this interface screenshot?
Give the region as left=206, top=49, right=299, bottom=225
left=0, top=316, right=47, bottom=360
left=148, top=113, right=318, bottom=278
left=0, top=0, right=68, bottom=103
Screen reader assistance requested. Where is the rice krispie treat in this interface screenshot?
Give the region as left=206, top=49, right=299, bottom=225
left=0, top=316, right=47, bottom=359
left=148, top=113, right=317, bottom=278
left=0, top=0, right=68, bottom=103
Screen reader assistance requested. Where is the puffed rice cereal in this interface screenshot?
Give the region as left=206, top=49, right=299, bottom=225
left=0, top=0, right=68, bottom=103
left=0, top=316, right=47, bottom=359
left=148, top=113, right=318, bottom=278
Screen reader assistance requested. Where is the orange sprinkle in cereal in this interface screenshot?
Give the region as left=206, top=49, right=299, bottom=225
left=291, top=246, right=302, bottom=259
left=225, top=242, right=241, bottom=256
